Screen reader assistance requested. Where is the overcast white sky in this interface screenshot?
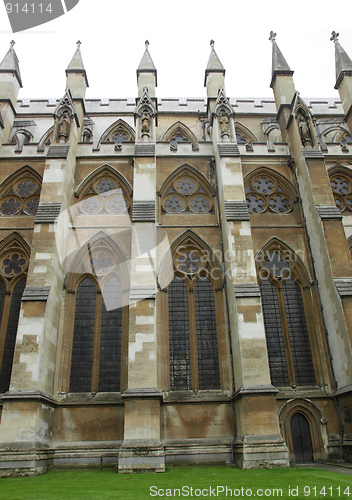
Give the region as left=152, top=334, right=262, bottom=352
left=0, top=0, right=351, bottom=100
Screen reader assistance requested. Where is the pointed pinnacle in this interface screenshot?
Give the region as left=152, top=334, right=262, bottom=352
left=330, top=31, right=339, bottom=42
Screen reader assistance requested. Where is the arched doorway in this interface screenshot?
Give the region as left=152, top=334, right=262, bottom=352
left=290, top=413, right=314, bottom=463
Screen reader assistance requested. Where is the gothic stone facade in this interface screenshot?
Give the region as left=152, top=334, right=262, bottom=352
left=0, top=36, right=351, bottom=475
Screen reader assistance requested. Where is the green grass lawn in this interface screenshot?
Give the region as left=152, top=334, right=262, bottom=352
left=0, top=466, right=350, bottom=500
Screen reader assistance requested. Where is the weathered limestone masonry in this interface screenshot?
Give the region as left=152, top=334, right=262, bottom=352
left=206, top=43, right=289, bottom=468
left=0, top=34, right=351, bottom=475
left=0, top=43, right=87, bottom=475
left=270, top=32, right=352, bottom=459
left=0, top=43, right=21, bottom=148
left=118, top=43, right=165, bottom=473
left=331, top=32, right=352, bottom=458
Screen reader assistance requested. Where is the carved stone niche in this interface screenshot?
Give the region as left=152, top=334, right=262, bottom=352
left=135, top=87, right=157, bottom=143
left=296, top=110, right=313, bottom=148
left=53, top=90, right=76, bottom=145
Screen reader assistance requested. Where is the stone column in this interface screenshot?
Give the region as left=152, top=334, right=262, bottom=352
left=118, top=134, right=165, bottom=472
left=213, top=121, right=289, bottom=468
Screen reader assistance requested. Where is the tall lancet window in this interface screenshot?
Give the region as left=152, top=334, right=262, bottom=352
left=62, top=239, right=129, bottom=395
left=258, top=250, right=316, bottom=387
left=0, top=236, right=29, bottom=393
left=168, top=243, right=221, bottom=391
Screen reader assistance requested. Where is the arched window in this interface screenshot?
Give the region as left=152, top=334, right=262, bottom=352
left=245, top=168, right=297, bottom=214
left=258, top=250, right=316, bottom=387
left=160, top=165, right=214, bottom=214
left=97, top=119, right=135, bottom=151
left=0, top=167, right=42, bottom=217
left=168, top=242, right=221, bottom=391
left=0, top=234, right=29, bottom=393
left=63, top=237, right=129, bottom=394
left=69, top=275, right=123, bottom=393
left=75, top=166, right=132, bottom=216
left=161, top=121, right=200, bottom=151
left=329, top=168, right=352, bottom=213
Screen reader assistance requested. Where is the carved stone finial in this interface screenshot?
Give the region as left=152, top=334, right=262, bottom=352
left=145, top=40, right=149, bottom=47
left=76, top=40, right=81, bottom=47
left=10, top=40, right=15, bottom=48
left=330, top=31, right=339, bottom=42
left=269, top=31, right=276, bottom=42
left=210, top=40, right=215, bottom=48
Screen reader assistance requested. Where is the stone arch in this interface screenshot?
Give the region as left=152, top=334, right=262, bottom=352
left=161, top=121, right=199, bottom=150
left=0, top=166, right=42, bottom=196
left=61, top=230, right=129, bottom=395
left=158, top=229, right=223, bottom=290
left=158, top=228, right=230, bottom=392
left=265, top=124, right=282, bottom=149
left=322, top=125, right=350, bottom=143
left=328, top=165, right=352, bottom=213
left=255, top=236, right=311, bottom=286
left=9, top=129, right=33, bottom=153
left=244, top=166, right=298, bottom=215
left=0, top=231, right=31, bottom=289
left=159, top=164, right=215, bottom=215
left=0, top=231, right=30, bottom=393
left=64, top=229, right=130, bottom=294
left=75, top=164, right=132, bottom=200
left=0, top=166, right=42, bottom=217
left=255, top=237, right=326, bottom=388
left=279, top=398, right=328, bottom=463
left=96, top=119, right=135, bottom=151
left=234, top=121, right=259, bottom=145
left=37, top=126, right=54, bottom=152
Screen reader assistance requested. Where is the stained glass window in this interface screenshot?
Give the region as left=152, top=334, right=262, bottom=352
left=0, top=174, right=41, bottom=217
left=330, top=172, right=352, bottom=213
left=0, top=278, right=26, bottom=393
left=78, top=174, right=130, bottom=215
left=168, top=276, right=191, bottom=390
left=168, top=274, right=220, bottom=391
left=246, top=172, right=293, bottom=214
left=69, top=274, right=124, bottom=393
left=162, top=172, right=213, bottom=214
left=258, top=251, right=316, bottom=387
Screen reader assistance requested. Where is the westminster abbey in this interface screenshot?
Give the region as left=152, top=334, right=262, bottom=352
left=0, top=33, right=351, bottom=475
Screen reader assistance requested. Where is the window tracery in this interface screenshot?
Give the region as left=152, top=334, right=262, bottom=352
left=0, top=171, right=41, bottom=217
left=245, top=170, right=295, bottom=214
left=69, top=274, right=123, bottom=393
left=257, top=248, right=316, bottom=388
left=161, top=121, right=200, bottom=151
left=329, top=170, right=352, bottom=213
left=62, top=236, right=129, bottom=394
left=168, top=241, right=220, bottom=391
left=161, top=170, right=214, bottom=214
left=0, top=233, right=29, bottom=393
left=77, top=172, right=131, bottom=215
left=96, top=120, right=135, bottom=151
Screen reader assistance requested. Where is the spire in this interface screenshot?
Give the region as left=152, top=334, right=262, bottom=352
left=66, top=40, right=88, bottom=87
left=331, top=31, right=352, bottom=89
left=137, top=40, right=157, bottom=86
left=0, top=40, right=22, bottom=87
left=269, top=32, right=293, bottom=88
left=204, top=40, right=225, bottom=87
